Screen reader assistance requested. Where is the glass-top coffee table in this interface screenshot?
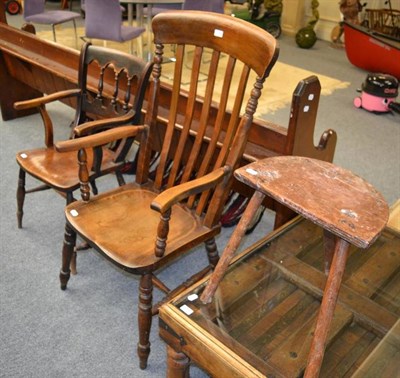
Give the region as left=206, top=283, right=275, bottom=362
left=159, top=217, right=400, bottom=377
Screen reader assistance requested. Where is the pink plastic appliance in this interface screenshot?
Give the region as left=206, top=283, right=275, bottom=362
left=354, top=73, right=400, bottom=114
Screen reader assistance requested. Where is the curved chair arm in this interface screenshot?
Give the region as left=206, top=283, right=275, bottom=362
left=13, top=89, right=81, bottom=110
left=151, top=166, right=231, bottom=214
left=55, top=125, right=147, bottom=152
left=13, top=89, right=82, bottom=148
left=151, top=165, right=231, bottom=258
left=74, top=110, right=139, bottom=136
left=56, top=125, right=147, bottom=202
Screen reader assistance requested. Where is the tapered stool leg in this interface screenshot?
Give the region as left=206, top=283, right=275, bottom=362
left=304, top=237, right=350, bottom=378
left=201, top=190, right=266, bottom=304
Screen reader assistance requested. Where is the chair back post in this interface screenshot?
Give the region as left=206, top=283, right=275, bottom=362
left=73, top=42, right=91, bottom=127
left=135, top=44, right=163, bottom=185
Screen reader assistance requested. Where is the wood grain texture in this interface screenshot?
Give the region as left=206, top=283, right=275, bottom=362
left=235, top=156, right=389, bottom=248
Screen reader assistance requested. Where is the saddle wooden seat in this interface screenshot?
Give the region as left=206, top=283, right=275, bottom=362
left=202, top=155, right=389, bottom=377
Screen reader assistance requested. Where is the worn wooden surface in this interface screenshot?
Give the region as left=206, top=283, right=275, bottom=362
left=201, top=156, right=389, bottom=304
left=234, top=156, right=389, bottom=248
left=227, top=156, right=389, bottom=377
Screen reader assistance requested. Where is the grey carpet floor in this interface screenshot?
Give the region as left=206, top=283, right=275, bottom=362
left=1, top=6, right=399, bottom=378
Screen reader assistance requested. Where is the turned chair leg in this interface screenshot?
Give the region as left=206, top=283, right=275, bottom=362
left=138, top=273, right=153, bottom=369
left=16, top=168, right=26, bottom=229
left=166, top=345, right=190, bottom=378
left=69, top=237, right=91, bottom=276
left=65, top=192, right=79, bottom=275
left=89, top=178, right=98, bottom=196
left=69, top=250, right=78, bottom=275
left=115, top=171, right=126, bottom=187
left=205, top=238, right=219, bottom=268
left=304, top=237, right=350, bottom=378
left=60, top=223, right=77, bottom=290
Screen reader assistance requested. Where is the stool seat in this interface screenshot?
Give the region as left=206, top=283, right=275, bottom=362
left=201, top=156, right=389, bottom=377
left=235, top=156, right=389, bottom=248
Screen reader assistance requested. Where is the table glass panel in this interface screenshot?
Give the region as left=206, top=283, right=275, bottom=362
left=170, top=218, right=400, bottom=376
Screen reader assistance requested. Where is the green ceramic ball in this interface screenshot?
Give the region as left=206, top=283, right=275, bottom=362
left=295, top=27, right=317, bottom=49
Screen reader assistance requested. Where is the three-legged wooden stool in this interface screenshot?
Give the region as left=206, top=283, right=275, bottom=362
left=201, top=156, right=389, bottom=377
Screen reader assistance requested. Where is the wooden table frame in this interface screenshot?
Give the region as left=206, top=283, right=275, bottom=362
left=159, top=215, right=400, bottom=377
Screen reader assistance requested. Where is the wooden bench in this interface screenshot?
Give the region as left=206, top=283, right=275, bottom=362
left=0, top=7, right=337, bottom=227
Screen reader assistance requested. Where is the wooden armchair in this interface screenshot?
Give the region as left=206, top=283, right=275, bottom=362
left=56, top=10, right=279, bottom=369
left=14, top=42, right=153, bottom=230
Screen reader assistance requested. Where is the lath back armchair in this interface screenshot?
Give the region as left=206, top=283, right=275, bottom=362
left=56, top=10, right=279, bottom=369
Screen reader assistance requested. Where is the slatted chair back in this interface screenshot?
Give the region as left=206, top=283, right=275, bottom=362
left=136, top=10, right=279, bottom=228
